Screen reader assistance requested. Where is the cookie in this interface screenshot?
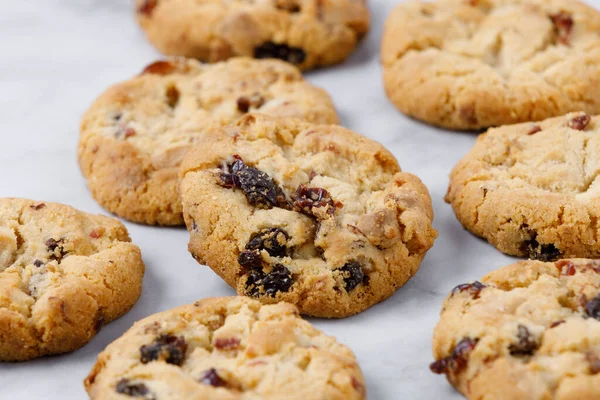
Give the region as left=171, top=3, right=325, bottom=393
left=446, top=112, right=600, bottom=260
left=78, top=57, right=338, bottom=226
left=430, top=259, right=600, bottom=400
left=0, top=198, right=144, bottom=361
left=381, top=0, right=600, bottom=130
left=84, top=296, right=366, bottom=399
left=179, top=114, right=437, bottom=318
left=135, top=0, right=370, bottom=71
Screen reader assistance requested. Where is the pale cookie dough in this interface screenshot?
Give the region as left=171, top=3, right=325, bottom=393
left=85, top=296, right=366, bottom=400
left=78, top=57, right=338, bottom=226
left=447, top=112, right=600, bottom=260
left=0, top=198, right=144, bottom=361
left=135, top=0, right=370, bottom=70
left=381, top=0, right=600, bottom=130
left=431, top=259, right=600, bottom=400
left=179, top=114, right=437, bottom=317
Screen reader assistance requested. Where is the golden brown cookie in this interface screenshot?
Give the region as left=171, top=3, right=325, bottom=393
left=0, top=198, right=144, bottom=361
left=381, top=0, right=600, bottom=130
left=179, top=114, right=437, bottom=318
left=78, top=57, right=338, bottom=226
left=431, top=258, right=600, bottom=400
left=85, top=297, right=366, bottom=400
left=135, top=0, right=370, bottom=70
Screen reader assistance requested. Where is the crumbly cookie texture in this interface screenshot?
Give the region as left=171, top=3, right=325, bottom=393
left=381, top=0, right=600, bottom=130
left=431, top=259, right=600, bottom=400
left=78, top=57, right=338, bottom=226
left=447, top=112, right=600, bottom=260
left=85, top=297, right=366, bottom=400
left=135, top=0, right=369, bottom=71
left=0, top=198, right=144, bottom=361
left=179, top=114, right=437, bottom=317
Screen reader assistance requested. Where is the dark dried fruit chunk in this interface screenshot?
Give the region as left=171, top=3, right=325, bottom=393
left=237, top=94, right=265, bottom=113
left=522, top=238, right=561, bottom=262
left=219, top=156, right=291, bottom=209
left=550, top=11, right=574, bottom=45
left=238, top=250, right=263, bottom=269
left=586, top=352, right=600, bottom=374
left=33, top=259, right=44, bottom=268
left=275, top=0, right=301, bottom=12
left=340, top=261, right=365, bottom=292
left=451, top=281, right=487, bottom=299
left=254, top=42, right=306, bottom=65
left=567, top=114, right=591, bottom=131
left=30, top=203, right=45, bottom=210
left=199, top=368, right=228, bottom=387
left=584, top=294, right=600, bottom=320
left=140, top=334, right=187, bottom=366
left=527, top=125, right=542, bottom=135
left=509, top=325, right=539, bottom=356
left=293, top=185, right=342, bottom=219
left=555, top=260, right=577, bottom=276
left=165, top=84, right=180, bottom=108
left=430, top=337, right=478, bottom=374
left=142, top=60, right=177, bottom=75
left=245, top=264, right=293, bottom=297
left=550, top=320, right=565, bottom=328
left=46, top=238, right=68, bottom=262
left=246, top=228, right=290, bottom=257
left=138, top=0, right=158, bottom=16
left=116, top=379, right=154, bottom=398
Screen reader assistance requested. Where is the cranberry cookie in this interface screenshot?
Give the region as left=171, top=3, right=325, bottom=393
left=135, top=0, right=370, bottom=71
left=431, top=259, right=600, bottom=399
left=78, top=57, right=338, bottom=226
left=0, top=198, right=144, bottom=361
left=85, top=297, right=366, bottom=399
left=447, top=112, right=600, bottom=260
left=179, top=114, right=437, bottom=318
left=381, top=0, right=600, bottom=130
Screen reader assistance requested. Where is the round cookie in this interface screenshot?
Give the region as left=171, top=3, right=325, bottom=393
left=0, top=198, right=144, bottom=361
left=84, top=296, right=366, bottom=400
left=78, top=57, right=338, bottom=226
left=179, top=114, right=437, bottom=318
left=381, top=0, right=600, bottom=130
left=447, top=112, right=600, bottom=260
left=135, top=0, right=370, bottom=71
left=430, top=259, right=600, bottom=400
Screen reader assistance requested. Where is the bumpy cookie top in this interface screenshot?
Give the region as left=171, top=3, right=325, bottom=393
left=85, top=297, right=366, bottom=400
left=78, top=57, right=338, bottom=226
left=381, top=0, right=600, bottom=129
left=431, top=259, right=600, bottom=400
left=447, top=112, right=600, bottom=260
left=135, top=0, right=370, bottom=70
left=180, top=114, right=437, bottom=317
left=0, top=198, right=144, bottom=361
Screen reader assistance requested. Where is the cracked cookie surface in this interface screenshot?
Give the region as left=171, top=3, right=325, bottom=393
left=381, top=0, right=600, bottom=130
left=78, top=57, right=338, bottom=226
left=431, top=259, right=600, bottom=400
left=179, top=114, right=437, bottom=317
left=0, top=198, right=144, bottom=361
left=84, top=296, right=366, bottom=400
left=135, top=0, right=370, bottom=71
left=447, top=112, right=600, bottom=260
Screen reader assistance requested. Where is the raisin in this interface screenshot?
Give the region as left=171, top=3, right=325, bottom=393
left=116, top=379, right=154, bottom=399
left=522, top=238, right=561, bottom=262
left=246, top=228, right=290, bottom=257
left=555, top=260, right=577, bottom=276
left=30, top=203, right=45, bottom=210
left=550, top=11, right=574, bottom=45
left=237, top=94, right=265, bottom=113
left=46, top=238, right=68, bottom=262
left=293, top=185, right=342, bottom=219
left=254, top=42, right=306, bottom=65
left=567, top=114, right=591, bottom=131
left=165, top=84, right=180, bottom=108
left=246, top=264, right=293, bottom=297
left=33, top=259, right=44, bottom=268
left=586, top=352, right=600, bottom=374
left=584, top=294, right=600, bottom=320
left=138, top=0, right=158, bottom=16
left=430, top=337, right=478, bottom=374
left=218, top=156, right=291, bottom=209
left=199, top=368, right=227, bottom=387
left=340, top=261, right=365, bottom=292
left=237, top=97, right=251, bottom=113
left=451, top=281, right=487, bottom=299
left=508, top=325, right=539, bottom=356
left=238, top=250, right=263, bottom=269
left=140, top=334, right=187, bottom=366
left=275, top=0, right=301, bottom=12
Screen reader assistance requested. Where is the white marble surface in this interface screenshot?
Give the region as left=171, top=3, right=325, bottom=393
left=2, top=0, right=599, bottom=398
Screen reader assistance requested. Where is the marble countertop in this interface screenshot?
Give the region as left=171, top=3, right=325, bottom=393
left=2, top=0, right=599, bottom=398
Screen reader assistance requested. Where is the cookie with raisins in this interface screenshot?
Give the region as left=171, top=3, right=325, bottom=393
left=447, top=112, right=600, bottom=260
left=78, top=57, right=338, bottom=226
left=135, top=0, right=370, bottom=70
left=0, top=198, right=144, bottom=361
left=85, top=297, right=366, bottom=400
left=179, top=114, right=437, bottom=317
left=431, top=258, right=600, bottom=399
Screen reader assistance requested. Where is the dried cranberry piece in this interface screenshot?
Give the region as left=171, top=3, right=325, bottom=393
left=567, top=114, right=591, bottom=131
left=140, top=334, right=187, bottom=366
left=214, top=337, right=240, bottom=350
left=246, top=228, right=290, bottom=257
left=340, top=261, right=365, bottom=292
left=550, top=320, right=565, bottom=328
left=116, top=379, right=154, bottom=398
left=508, top=325, right=539, bottom=356
left=451, top=281, right=487, bottom=299
left=550, top=12, right=574, bottom=45
left=246, top=264, right=293, bottom=297
left=584, top=294, right=600, bottom=320
left=238, top=250, right=263, bottom=269
left=522, top=238, right=561, bottom=262
left=293, top=185, right=342, bottom=219
left=254, top=42, right=306, bottom=65
left=430, top=337, right=478, bottom=374
left=527, top=125, right=542, bottom=135
left=138, top=0, right=158, bottom=16
left=142, top=60, right=177, bottom=76
left=199, top=368, right=227, bottom=387
left=555, top=260, right=577, bottom=276
left=30, top=203, right=45, bottom=210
